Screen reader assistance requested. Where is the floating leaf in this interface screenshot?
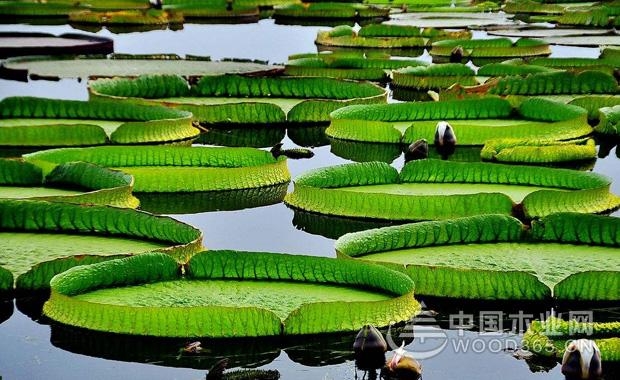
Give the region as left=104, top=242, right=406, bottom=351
left=336, top=213, right=620, bottom=300
left=0, top=199, right=203, bottom=290
left=89, top=74, right=386, bottom=124
left=0, top=55, right=279, bottom=81
left=327, top=97, right=592, bottom=146
left=43, top=250, right=420, bottom=337
left=274, top=3, right=390, bottom=20
left=392, top=63, right=478, bottom=90
left=481, top=138, right=597, bottom=164
left=431, top=38, right=551, bottom=59
left=0, top=159, right=139, bottom=208
left=285, top=159, right=620, bottom=222
left=24, top=146, right=291, bottom=193
left=0, top=96, right=197, bottom=146
left=523, top=317, right=620, bottom=361
left=596, top=105, right=620, bottom=136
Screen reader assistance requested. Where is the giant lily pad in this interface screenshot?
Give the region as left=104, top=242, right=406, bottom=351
left=284, top=160, right=620, bottom=222
left=480, top=138, right=597, bottom=165
left=430, top=38, right=551, bottom=64
left=523, top=317, right=620, bottom=361
left=89, top=74, right=386, bottom=125
left=0, top=32, right=113, bottom=59
left=392, top=63, right=479, bottom=90
left=385, top=11, right=518, bottom=29
left=68, top=9, right=184, bottom=25
left=0, top=96, right=198, bottom=146
left=315, top=24, right=471, bottom=50
left=24, top=145, right=291, bottom=193
left=274, top=3, right=390, bottom=20
left=0, top=199, right=203, bottom=291
left=0, top=159, right=139, bottom=208
left=43, top=250, right=420, bottom=337
left=0, top=55, right=280, bottom=82
left=284, top=51, right=429, bottom=81
left=162, top=0, right=260, bottom=19
left=326, top=97, right=593, bottom=147
left=335, top=213, right=620, bottom=300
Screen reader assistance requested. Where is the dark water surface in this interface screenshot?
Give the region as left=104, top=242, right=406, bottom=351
left=0, top=19, right=619, bottom=380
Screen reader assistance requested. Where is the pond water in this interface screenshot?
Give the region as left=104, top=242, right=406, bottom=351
left=0, top=18, right=619, bottom=380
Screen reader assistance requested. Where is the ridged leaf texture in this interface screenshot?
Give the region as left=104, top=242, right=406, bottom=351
left=193, top=75, right=384, bottom=99
left=432, top=38, right=550, bottom=58
left=326, top=119, right=402, bottom=143
left=0, top=266, right=12, bottom=292
left=518, top=97, right=588, bottom=122
left=480, top=138, right=597, bottom=164
left=336, top=214, right=524, bottom=257
left=43, top=251, right=418, bottom=337
left=336, top=213, right=619, bottom=300
left=25, top=146, right=291, bottom=192
left=331, top=97, right=512, bottom=122
left=294, top=161, right=398, bottom=188
left=488, top=71, right=618, bottom=95
left=0, top=96, right=196, bottom=144
left=523, top=317, right=620, bottom=360
left=0, top=199, right=203, bottom=262
left=569, top=95, right=620, bottom=120
left=0, top=159, right=42, bottom=185
left=596, top=105, right=620, bottom=136
left=477, top=63, right=555, bottom=77
left=531, top=213, right=620, bottom=246
left=88, top=74, right=190, bottom=98
left=0, top=96, right=190, bottom=121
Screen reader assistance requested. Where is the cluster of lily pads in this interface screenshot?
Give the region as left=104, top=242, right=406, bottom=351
left=1, top=0, right=619, bottom=371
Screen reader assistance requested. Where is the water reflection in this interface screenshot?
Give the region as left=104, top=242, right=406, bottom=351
left=0, top=298, right=13, bottom=325
left=196, top=127, right=286, bottom=148
left=47, top=319, right=415, bottom=370
left=137, top=185, right=289, bottom=215
left=286, top=124, right=330, bottom=148
left=291, top=208, right=398, bottom=239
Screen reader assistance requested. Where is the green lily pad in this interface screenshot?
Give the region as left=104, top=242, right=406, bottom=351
left=284, top=51, right=428, bottom=81
left=89, top=74, right=386, bottom=125
left=315, top=24, right=471, bottom=49
left=0, top=96, right=198, bottom=146
left=430, top=38, right=551, bottom=60
left=596, top=105, right=620, bottom=136
left=386, top=12, right=518, bottom=29
left=523, top=317, right=620, bottom=361
left=24, top=145, right=291, bottom=193
left=0, top=199, right=203, bottom=290
left=163, top=0, right=260, bottom=19
left=336, top=213, right=620, bottom=300
left=284, top=159, right=620, bottom=222
left=274, top=3, right=390, bottom=20
left=392, top=63, right=479, bottom=90
left=489, top=28, right=614, bottom=39
left=68, top=9, right=184, bottom=25
left=0, top=159, right=139, bottom=208
left=480, top=138, right=597, bottom=164
left=327, top=97, right=593, bottom=146
left=43, top=250, right=420, bottom=337
left=0, top=55, right=279, bottom=81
